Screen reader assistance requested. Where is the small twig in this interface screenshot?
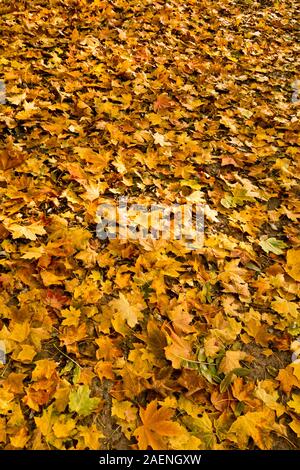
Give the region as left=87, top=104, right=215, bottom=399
left=0, top=359, right=11, bottom=377
left=274, top=431, right=297, bottom=449
left=53, top=344, right=82, bottom=369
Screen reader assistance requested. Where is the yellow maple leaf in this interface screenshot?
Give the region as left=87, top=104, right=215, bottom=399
left=61, top=307, right=81, bottom=327
left=10, top=426, right=29, bottom=448
left=94, top=360, right=115, bottom=380
left=277, top=364, right=300, bottom=393
left=134, top=400, right=182, bottom=450
left=285, top=249, right=300, bottom=281
left=109, top=292, right=144, bottom=328
left=204, top=336, right=221, bottom=358
left=16, top=344, right=36, bottom=363
left=60, top=323, right=87, bottom=347
left=219, top=350, right=247, bottom=374
left=292, top=363, right=300, bottom=381
left=0, top=417, right=6, bottom=443
left=111, top=399, right=137, bottom=422
left=153, top=132, right=171, bottom=147
left=271, top=297, right=298, bottom=318
left=4, top=372, right=26, bottom=394
left=164, top=327, right=193, bottom=369
left=254, top=380, right=285, bottom=417
left=34, top=405, right=55, bottom=439
left=77, top=424, right=104, bottom=450
left=287, top=394, right=300, bottom=413
left=21, top=246, right=45, bottom=259
left=231, top=377, right=260, bottom=408
left=183, top=412, right=216, bottom=449
left=16, top=100, right=38, bottom=120
left=40, top=271, right=66, bottom=287
left=32, top=359, right=57, bottom=381
left=0, top=387, right=15, bottom=415
left=289, top=419, right=300, bottom=438
left=168, top=431, right=202, bottom=450
left=53, top=381, right=71, bottom=413
left=52, top=415, right=76, bottom=439
left=228, top=409, right=286, bottom=449
left=4, top=222, right=46, bottom=241
left=10, top=321, right=30, bottom=343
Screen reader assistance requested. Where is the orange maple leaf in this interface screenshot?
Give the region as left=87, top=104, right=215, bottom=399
left=134, top=400, right=182, bottom=450
left=153, top=93, right=174, bottom=112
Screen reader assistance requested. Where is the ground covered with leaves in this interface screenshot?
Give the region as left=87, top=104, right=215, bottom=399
left=0, top=0, right=299, bottom=451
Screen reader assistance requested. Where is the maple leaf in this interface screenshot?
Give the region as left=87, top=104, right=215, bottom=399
left=68, top=385, right=101, bottom=417
left=23, top=360, right=58, bottom=411
left=0, top=0, right=298, bottom=451
left=111, top=399, right=137, bottom=422
left=94, top=360, right=115, bottom=380
left=153, top=93, right=173, bottom=112
left=228, top=409, right=286, bottom=450
left=7, top=92, right=26, bottom=106
left=219, top=350, right=247, bottom=374
left=77, top=424, right=104, bottom=450
left=287, top=394, right=300, bottom=413
left=4, top=222, right=46, bottom=241
left=221, top=186, right=255, bottom=208
left=254, top=380, right=285, bottom=417
left=289, top=419, right=300, bottom=438
left=134, top=400, right=182, bottom=450
left=0, top=148, right=26, bottom=170
left=82, top=182, right=102, bottom=201
left=16, top=345, right=36, bottom=363
left=40, top=271, right=66, bottom=287
left=164, top=327, right=193, bottom=369
left=259, top=237, right=288, bottom=255
left=21, top=246, right=45, bottom=259
left=32, top=360, right=57, bottom=381
left=0, top=223, right=9, bottom=240
left=276, top=364, right=300, bottom=394
left=183, top=412, right=216, bottom=449
left=220, top=114, right=238, bottom=133
left=109, top=292, right=144, bottom=329
left=153, top=132, right=171, bottom=147
left=9, top=426, right=29, bottom=449
left=52, top=415, right=76, bottom=439
left=45, top=289, right=69, bottom=309
left=271, top=297, right=298, bottom=319
left=16, top=100, right=38, bottom=120
left=34, top=405, right=56, bottom=441
left=0, top=417, right=6, bottom=444
left=61, top=307, right=81, bottom=327
left=285, top=248, right=300, bottom=281
left=231, top=377, right=261, bottom=409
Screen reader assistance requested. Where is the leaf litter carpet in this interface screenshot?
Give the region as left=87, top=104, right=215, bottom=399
left=0, top=0, right=299, bottom=450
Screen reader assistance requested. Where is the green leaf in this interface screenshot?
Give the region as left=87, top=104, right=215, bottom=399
left=220, top=371, right=234, bottom=393
left=69, top=385, right=101, bottom=417
left=221, top=187, right=255, bottom=209
left=183, top=412, right=216, bottom=449
left=72, top=364, right=81, bottom=385
left=259, top=237, right=287, bottom=255
left=180, top=179, right=202, bottom=189
left=232, top=367, right=251, bottom=377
